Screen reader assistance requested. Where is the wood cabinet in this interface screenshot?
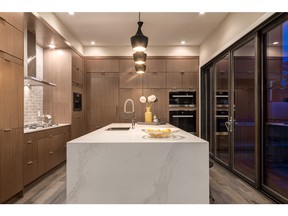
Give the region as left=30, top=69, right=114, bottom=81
left=0, top=13, right=24, bottom=203
left=167, top=72, right=198, bottom=89
left=86, top=72, right=119, bottom=128
left=0, top=129, right=23, bottom=203
left=119, top=72, right=142, bottom=88
left=86, top=59, right=119, bottom=72
left=0, top=12, right=23, bottom=32
left=23, top=133, right=38, bottom=186
left=0, top=13, right=23, bottom=60
left=167, top=58, right=199, bottom=72
left=32, top=126, right=69, bottom=180
left=72, top=50, right=84, bottom=86
left=119, top=89, right=143, bottom=122
left=71, top=112, right=85, bottom=140
left=142, top=72, right=166, bottom=88
left=146, top=59, right=167, bottom=72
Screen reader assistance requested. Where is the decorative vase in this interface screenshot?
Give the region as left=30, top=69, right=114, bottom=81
left=145, top=107, right=152, bottom=123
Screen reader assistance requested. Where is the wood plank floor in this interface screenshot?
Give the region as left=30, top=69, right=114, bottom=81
left=9, top=161, right=274, bottom=204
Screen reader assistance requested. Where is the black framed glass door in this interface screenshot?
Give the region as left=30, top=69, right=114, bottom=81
left=262, top=18, right=288, bottom=202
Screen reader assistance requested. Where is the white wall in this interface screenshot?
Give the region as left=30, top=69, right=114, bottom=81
left=199, top=12, right=275, bottom=66
left=84, top=45, right=199, bottom=56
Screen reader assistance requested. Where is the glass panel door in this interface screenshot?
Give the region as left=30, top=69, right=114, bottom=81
left=232, top=38, right=257, bottom=182
left=263, top=19, right=288, bottom=201
left=214, top=54, right=230, bottom=165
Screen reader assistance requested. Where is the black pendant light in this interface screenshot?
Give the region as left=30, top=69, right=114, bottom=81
left=135, top=64, right=146, bottom=74
left=130, top=12, right=149, bottom=51
left=133, top=51, right=147, bottom=64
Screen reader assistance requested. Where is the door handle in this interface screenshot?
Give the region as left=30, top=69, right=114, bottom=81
left=225, top=116, right=233, bottom=132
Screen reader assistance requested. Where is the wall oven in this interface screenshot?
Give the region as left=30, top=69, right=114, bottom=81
left=216, top=91, right=228, bottom=108
left=169, top=90, right=196, bottom=108
left=216, top=110, right=229, bottom=134
left=169, top=90, right=196, bottom=133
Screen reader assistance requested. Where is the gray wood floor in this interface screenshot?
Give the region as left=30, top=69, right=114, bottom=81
left=10, top=161, right=274, bottom=204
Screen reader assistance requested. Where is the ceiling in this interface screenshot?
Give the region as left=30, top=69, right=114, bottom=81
left=53, top=12, right=228, bottom=47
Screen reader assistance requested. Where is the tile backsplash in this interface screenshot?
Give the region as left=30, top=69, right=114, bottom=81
left=24, top=45, right=43, bottom=124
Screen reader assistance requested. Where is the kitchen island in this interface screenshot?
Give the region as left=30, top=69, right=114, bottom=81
left=67, top=123, right=209, bottom=204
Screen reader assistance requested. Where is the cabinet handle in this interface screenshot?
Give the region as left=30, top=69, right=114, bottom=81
left=181, top=72, right=185, bottom=75
left=101, top=72, right=105, bottom=76
left=4, top=129, right=11, bottom=132
left=115, top=105, right=118, bottom=116
left=4, top=58, right=11, bottom=63
left=27, top=161, right=33, bottom=165
left=49, top=151, right=54, bottom=155
left=27, top=140, right=33, bottom=144
left=153, top=72, right=157, bottom=75
left=49, top=135, right=53, bottom=138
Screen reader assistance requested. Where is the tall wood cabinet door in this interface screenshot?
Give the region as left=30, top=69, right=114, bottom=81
left=0, top=57, right=23, bottom=130
left=72, top=50, right=84, bottom=71
left=119, top=72, right=142, bottom=88
left=119, top=89, right=143, bottom=122
left=86, top=59, right=119, bottom=72
left=71, top=113, right=84, bottom=139
left=167, top=72, right=182, bottom=89
left=72, top=66, right=84, bottom=86
left=142, top=89, right=168, bottom=122
left=0, top=18, right=23, bottom=60
left=182, top=72, right=198, bottom=89
left=119, top=59, right=135, bottom=72
left=142, top=72, right=167, bottom=88
left=0, top=129, right=23, bottom=202
left=146, top=59, right=167, bottom=72
left=87, top=73, right=119, bottom=127
left=0, top=12, right=23, bottom=32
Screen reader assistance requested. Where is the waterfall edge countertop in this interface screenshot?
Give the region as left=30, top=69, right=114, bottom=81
left=67, top=123, right=209, bottom=204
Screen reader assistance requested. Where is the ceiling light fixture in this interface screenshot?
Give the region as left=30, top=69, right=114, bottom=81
left=133, top=51, right=147, bottom=64
left=199, top=12, right=205, bottom=15
left=48, top=44, right=56, bottom=49
left=91, top=41, right=96, bottom=45
left=135, top=64, right=146, bottom=74
left=130, top=12, right=149, bottom=52
left=68, top=12, right=74, bottom=15
left=181, top=40, right=186, bottom=45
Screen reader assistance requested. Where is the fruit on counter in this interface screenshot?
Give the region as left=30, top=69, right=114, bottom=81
left=146, top=128, right=171, bottom=133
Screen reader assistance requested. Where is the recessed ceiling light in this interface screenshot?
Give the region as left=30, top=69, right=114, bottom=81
left=91, top=41, right=96, bottom=45
left=181, top=41, right=186, bottom=45
left=48, top=44, right=56, bottom=49
left=273, top=41, right=279, bottom=45
left=68, top=12, right=74, bottom=15
left=199, top=12, right=205, bottom=15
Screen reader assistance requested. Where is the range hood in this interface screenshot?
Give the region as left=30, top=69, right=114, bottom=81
left=24, top=31, right=56, bottom=87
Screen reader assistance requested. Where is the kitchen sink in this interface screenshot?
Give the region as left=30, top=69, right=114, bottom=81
left=105, top=127, right=131, bottom=131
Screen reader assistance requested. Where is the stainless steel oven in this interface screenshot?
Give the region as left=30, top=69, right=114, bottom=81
left=169, top=110, right=196, bottom=133
left=169, top=90, right=196, bottom=108
left=216, top=110, right=229, bottom=134
left=169, top=90, right=196, bottom=133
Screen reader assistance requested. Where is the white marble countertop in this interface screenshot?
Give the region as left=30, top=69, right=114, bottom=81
left=68, top=123, right=205, bottom=144
left=24, top=123, right=70, bottom=134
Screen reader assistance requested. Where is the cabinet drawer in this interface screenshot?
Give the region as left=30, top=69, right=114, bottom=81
left=0, top=12, right=23, bottom=32
left=23, top=160, right=38, bottom=186
left=0, top=18, right=23, bottom=59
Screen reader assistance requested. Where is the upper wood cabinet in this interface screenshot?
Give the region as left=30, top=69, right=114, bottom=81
left=119, top=59, right=135, bottom=72
left=167, top=72, right=198, bottom=89
left=167, top=58, right=199, bottom=72
left=119, top=72, right=142, bottom=89
left=0, top=15, right=24, bottom=60
left=72, top=50, right=84, bottom=71
left=146, top=59, right=167, bottom=72
left=142, top=72, right=167, bottom=89
left=0, top=56, right=23, bottom=130
left=86, top=59, right=119, bottom=72
left=0, top=12, right=23, bottom=32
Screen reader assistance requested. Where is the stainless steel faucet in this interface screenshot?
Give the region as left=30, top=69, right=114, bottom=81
left=124, top=99, right=135, bottom=129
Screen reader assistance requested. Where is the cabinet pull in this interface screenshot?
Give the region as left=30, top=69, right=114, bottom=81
left=27, top=161, right=33, bottom=165
left=4, top=58, right=11, bottom=62
left=115, top=105, right=118, bottom=116
left=153, top=72, right=157, bottom=75
left=101, top=72, right=105, bottom=76
left=49, top=151, right=54, bottom=155
left=27, top=140, right=33, bottom=144
left=49, top=135, right=53, bottom=138
left=4, top=129, right=11, bottom=132
left=181, top=72, right=185, bottom=75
